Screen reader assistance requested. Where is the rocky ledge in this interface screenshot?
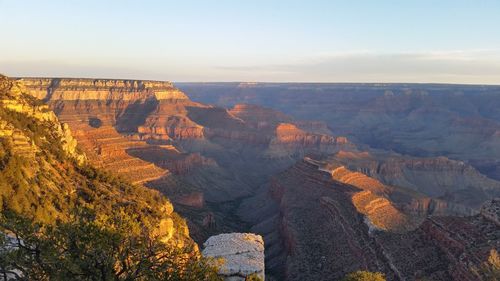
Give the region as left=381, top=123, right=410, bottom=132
left=18, top=77, right=188, bottom=100
left=202, top=233, right=265, bottom=281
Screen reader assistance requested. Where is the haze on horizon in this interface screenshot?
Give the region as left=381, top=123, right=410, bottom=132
left=1, top=0, right=500, bottom=84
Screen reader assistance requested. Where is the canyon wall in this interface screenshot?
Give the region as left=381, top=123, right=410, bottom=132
left=0, top=75, right=193, bottom=248
left=178, top=82, right=500, bottom=181
left=242, top=158, right=499, bottom=280
left=16, top=78, right=500, bottom=280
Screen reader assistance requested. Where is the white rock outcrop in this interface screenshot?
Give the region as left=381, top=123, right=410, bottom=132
left=202, top=233, right=265, bottom=281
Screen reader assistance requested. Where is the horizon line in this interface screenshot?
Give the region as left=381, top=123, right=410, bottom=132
left=12, top=76, right=500, bottom=87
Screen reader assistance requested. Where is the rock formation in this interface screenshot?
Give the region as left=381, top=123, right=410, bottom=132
left=267, top=123, right=350, bottom=157
left=0, top=75, right=192, bottom=248
left=178, top=82, right=500, bottom=181
left=21, top=78, right=188, bottom=101
left=13, top=77, right=500, bottom=280
left=328, top=150, right=500, bottom=212
left=1, top=79, right=85, bottom=164
left=202, top=233, right=265, bottom=281
left=242, top=158, right=500, bottom=280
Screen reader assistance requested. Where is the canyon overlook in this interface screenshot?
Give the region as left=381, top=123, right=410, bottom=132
left=15, top=78, right=500, bottom=281
left=5, top=1, right=500, bottom=280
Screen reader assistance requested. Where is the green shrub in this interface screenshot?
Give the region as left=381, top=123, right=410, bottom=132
left=0, top=210, right=222, bottom=281
left=342, top=271, right=386, bottom=281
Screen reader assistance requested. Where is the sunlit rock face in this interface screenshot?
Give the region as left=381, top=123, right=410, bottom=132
left=327, top=150, right=500, bottom=212
left=18, top=78, right=354, bottom=187
left=202, top=233, right=265, bottom=281
left=18, top=78, right=199, bottom=184
left=267, top=123, right=350, bottom=157
left=20, top=78, right=189, bottom=101
left=241, top=158, right=500, bottom=281
left=0, top=75, right=192, bottom=248
left=228, top=103, right=292, bottom=130
left=326, top=165, right=420, bottom=232
left=0, top=77, right=86, bottom=164
left=264, top=159, right=399, bottom=280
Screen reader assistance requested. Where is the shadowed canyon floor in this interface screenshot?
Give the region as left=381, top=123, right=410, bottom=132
left=17, top=78, right=500, bottom=281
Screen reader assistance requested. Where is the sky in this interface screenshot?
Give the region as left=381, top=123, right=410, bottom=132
left=1, top=0, right=500, bottom=84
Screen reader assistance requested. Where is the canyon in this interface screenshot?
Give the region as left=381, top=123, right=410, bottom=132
left=14, top=78, right=500, bottom=280
left=179, top=83, right=500, bottom=181
left=0, top=74, right=195, bottom=254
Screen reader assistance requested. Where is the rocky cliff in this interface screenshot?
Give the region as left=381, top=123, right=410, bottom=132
left=21, top=78, right=188, bottom=100
left=318, top=160, right=421, bottom=232
left=267, top=123, right=350, bottom=157
left=1, top=79, right=85, bottom=164
left=242, top=158, right=499, bottom=280
left=19, top=78, right=345, bottom=159
left=178, top=82, right=500, bottom=182
left=0, top=74, right=192, bottom=248
left=376, top=205, right=500, bottom=280
left=18, top=78, right=351, bottom=252
left=266, top=160, right=397, bottom=280
left=17, top=78, right=354, bottom=215
left=18, top=78, right=200, bottom=183
left=329, top=150, right=500, bottom=212
left=14, top=78, right=500, bottom=280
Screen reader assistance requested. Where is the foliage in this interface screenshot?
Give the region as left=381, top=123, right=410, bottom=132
left=0, top=106, right=66, bottom=160
left=245, top=273, right=263, bottom=281
left=478, top=249, right=500, bottom=281
left=341, top=270, right=386, bottom=281
left=0, top=75, right=220, bottom=280
left=0, top=210, right=222, bottom=281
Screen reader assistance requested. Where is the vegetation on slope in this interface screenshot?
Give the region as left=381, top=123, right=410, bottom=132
left=341, top=271, right=386, bottom=281
left=0, top=75, right=221, bottom=280
left=0, top=210, right=221, bottom=280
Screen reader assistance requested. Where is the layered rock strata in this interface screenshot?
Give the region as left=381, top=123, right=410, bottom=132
left=251, top=158, right=500, bottom=280
left=177, top=82, right=500, bottom=181
left=329, top=150, right=500, bottom=211
left=0, top=75, right=192, bottom=247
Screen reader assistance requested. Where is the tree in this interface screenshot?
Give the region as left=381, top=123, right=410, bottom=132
left=0, top=210, right=222, bottom=281
left=342, top=270, right=386, bottom=281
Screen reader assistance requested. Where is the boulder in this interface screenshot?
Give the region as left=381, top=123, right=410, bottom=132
left=202, top=233, right=265, bottom=281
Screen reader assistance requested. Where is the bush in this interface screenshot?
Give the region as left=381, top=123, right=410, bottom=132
left=0, top=210, right=222, bottom=281
left=342, top=271, right=386, bottom=281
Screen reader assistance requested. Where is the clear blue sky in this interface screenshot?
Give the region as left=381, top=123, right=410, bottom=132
left=1, top=0, right=500, bottom=83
